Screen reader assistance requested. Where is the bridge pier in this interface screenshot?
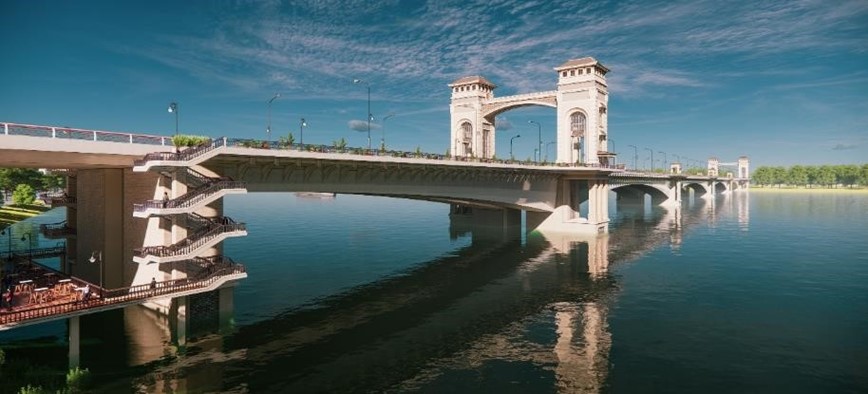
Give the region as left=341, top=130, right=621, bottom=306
left=528, top=179, right=609, bottom=234
left=68, top=316, right=80, bottom=369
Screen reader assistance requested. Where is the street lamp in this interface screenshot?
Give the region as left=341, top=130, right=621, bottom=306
left=382, top=113, right=395, bottom=152
left=627, top=144, right=638, bottom=171
left=89, top=251, right=103, bottom=294
left=510, top=134, right=521, bottom=160
left=673, top=154, right=681, bottom=164
left=267, top=93, right=280, bottom=142
left=546, top=141, right=556, bottom=162
left=300, top=118, right=307, bottom=151
left=659, top=151, right=667, bottom=170
left=167, top=102, right=179, bottom=135
left=20, top=232, right=32, bottom=262
left=353, top=79, right=372, bottom=151
left=645, top=148, right=654, bottom=172
left=528, top=120, right=541, bottom=162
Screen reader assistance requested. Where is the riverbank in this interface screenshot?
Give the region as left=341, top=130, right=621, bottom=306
left=748, top=187, right=868, bottom=194
left=0, top=204, right=51, bottom=231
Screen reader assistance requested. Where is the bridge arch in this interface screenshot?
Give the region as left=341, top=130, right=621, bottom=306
left=449, top=57, right=610, bottom=165
left=683, top=182, right=710, bottom=200
left=611, top=183, right=671, bottom=206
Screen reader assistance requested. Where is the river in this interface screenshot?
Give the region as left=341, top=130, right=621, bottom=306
left=1, top=190, right=866, bottom=393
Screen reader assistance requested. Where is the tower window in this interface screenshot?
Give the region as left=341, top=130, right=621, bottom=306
left=461, top=122, right=473, bottom=142
left=570, top=112, right=586, bottom=138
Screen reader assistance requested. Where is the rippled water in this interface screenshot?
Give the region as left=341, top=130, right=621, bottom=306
left=1, top=191, right=867, bottom=393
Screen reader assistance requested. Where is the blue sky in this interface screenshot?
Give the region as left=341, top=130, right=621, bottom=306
left=1, top=0, right=866, bottom=168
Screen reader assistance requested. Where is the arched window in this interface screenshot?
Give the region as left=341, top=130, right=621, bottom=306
left=461, top=122, right=473, bottom=142
left=570, top=112, right=586, bottom=138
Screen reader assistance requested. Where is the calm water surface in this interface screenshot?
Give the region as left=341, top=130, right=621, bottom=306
left=1, top=191, right=867, bottom=393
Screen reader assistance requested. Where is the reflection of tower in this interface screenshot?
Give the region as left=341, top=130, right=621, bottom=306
left=737, top=191, right=749, bottom=231
left=554, top=302, right=611, bottom=392
left=668, top=206, right=683, bottom=251
left=538, top=231, right=609, bottom=277
left=737, top=156, right=750, bottom=190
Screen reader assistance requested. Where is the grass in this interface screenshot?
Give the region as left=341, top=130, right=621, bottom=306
left=0, top=203, right=51, bottom=230
left=749, top=186, right=868, bottom=193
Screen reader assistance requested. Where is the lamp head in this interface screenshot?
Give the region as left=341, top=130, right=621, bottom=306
left=517, top=134, right=521, bottom=138
left=168, top=102, right=177, bottom=113
left=353, top=79, right=361, bottom=84
left=301, top=118, right=306, bottom=127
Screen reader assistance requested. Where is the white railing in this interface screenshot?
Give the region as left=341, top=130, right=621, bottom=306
left=1, top=122, right=172, bottom=146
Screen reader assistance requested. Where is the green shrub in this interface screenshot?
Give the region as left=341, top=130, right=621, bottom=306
left=12, top=184, right=35, bottom=205
left=18, top=384, right=49, bottom=394
left=171, top=134, right=211, bottom=148
left=65, top=367, right=90, bottom=392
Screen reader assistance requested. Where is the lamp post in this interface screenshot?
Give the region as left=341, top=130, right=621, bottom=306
left=510, top=134, right=521, bottom=160
left=299, top=118, right=307, bottom=151
left=658, top=151, right=667, bottom=170
left=267, top=93, right=280, bottom=142
left=1, top=228, right=10, bottom=285
left=528, top=120, right=541, bottom=162
left=382, top=113, right=395, bottom=152
left=673, top=154, right=680, bottom=164
left=89, top=251, right=103, bottom=294
left=645, top=148, right=654, bottom=172
left=546, top=141, right=556, bottom=162
left=353, top=79, right=372, bottom=151
left=627, top=144, right=638, bottom=171
left=20, top=232, right=32, bottom=262
left=167, top=102, right=178, bottom=135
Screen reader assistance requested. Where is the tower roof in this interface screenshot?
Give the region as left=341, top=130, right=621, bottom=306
left=554, top=57, right=609, bottom=73
left=448, top=75, right=496, bottom=89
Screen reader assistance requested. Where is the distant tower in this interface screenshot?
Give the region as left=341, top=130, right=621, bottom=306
left=555, top=58, right=610, bottom=165
left=670, top=162, right=682, bottom=175
left=449, top=76, right=496, bottom=159
left=738, top=156, right=750, bottom=179
left=707, top=157, right=719, bottom=177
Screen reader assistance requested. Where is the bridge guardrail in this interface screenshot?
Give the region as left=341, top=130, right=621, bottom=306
left=2, top=122, right=170, bottom=146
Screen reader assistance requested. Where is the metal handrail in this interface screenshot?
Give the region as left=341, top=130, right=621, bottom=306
left=133, top=138, right=227, bottom=166
left=132, top=180, right=246, bottom=212
left=133, top=223, right=245, bottom=259
left=39, top=222, right=76, bottom=238
left=1, top=122, right=171, bottom=145
left=0, top=246, right=66, bottom=260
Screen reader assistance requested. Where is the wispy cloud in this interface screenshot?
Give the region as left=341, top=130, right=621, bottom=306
left=832, top=143, right=858, bottom=151
left=116, top=0, right=868, bottom=102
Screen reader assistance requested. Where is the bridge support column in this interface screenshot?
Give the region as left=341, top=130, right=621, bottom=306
left=528, top=179, right=609, bottom=234
left=68, top=316, right=80, bottom=369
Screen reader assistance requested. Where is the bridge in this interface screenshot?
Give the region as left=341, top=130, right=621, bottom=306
left=0, top=56, right=749, bottom=369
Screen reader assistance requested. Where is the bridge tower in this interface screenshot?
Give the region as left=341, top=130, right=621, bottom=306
left=707, top=157, right=719, bottom=177
left=449, top=76, right=497, bottom=159
left=738, top=156, right=750, bottom=179
left=555, top=58, right=610, bottom=166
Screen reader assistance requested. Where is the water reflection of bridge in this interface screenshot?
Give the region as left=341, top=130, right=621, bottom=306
left=121, top=198, right=738, bottom=393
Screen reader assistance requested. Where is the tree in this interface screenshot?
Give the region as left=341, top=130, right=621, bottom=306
left=835, top=164, right=860, bottom=187
left=0, top=169, right=43, bottom=200
left=278, top=132, right=295, bottom=149
left=861, top=164, right=868, bottom=186
left=815, top=165, right=836, bottom=187
left=787, top=165, right=808, bottom=186
left=333, top=137, right=348, bottom=152
left=12, top=184, right=36, bottom=205
left=752, top=166, right=773, bottom=186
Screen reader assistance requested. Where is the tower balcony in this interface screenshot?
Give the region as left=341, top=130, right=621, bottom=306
left=132, top=220, right=247, bottom=264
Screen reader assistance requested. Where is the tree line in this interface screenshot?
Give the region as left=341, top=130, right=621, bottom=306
left=751, top=164, right=868, bottom=188
left=0, top=168, right=66, bottom=205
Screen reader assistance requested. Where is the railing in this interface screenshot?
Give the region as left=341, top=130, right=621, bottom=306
left=0, top=258, right=245, bottom=326
left=133, top=223, right=245, bottom=259
left=1, top=122, right=170, bottom=145
left=0, top=246, right=66, bottom=261
left=39, top=221, right=76, bottom=238
left=133, top=138, right=227, bottom=166
left=132, top=180, right=246, bottom=213
left=4, top=121, right=630, bottom=171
